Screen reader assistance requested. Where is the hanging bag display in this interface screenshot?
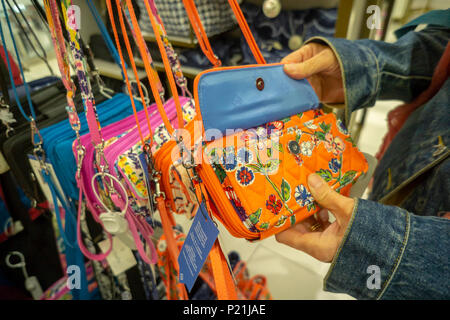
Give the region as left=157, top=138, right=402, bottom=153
left=107, top=0, right=241, bottom=300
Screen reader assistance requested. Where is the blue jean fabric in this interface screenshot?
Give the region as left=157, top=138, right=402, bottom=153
left=305, top=23, right=450, bottom=299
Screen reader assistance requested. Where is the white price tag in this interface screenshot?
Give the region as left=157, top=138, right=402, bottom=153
left=98, top=237, right=137, bottom=276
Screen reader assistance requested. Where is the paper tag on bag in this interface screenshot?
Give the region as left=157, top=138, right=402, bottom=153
left=98, top=236, right=137, bottom=276
left=28, top=155, right=67, bottom=209
left=178, top=203, right=219, bottom=292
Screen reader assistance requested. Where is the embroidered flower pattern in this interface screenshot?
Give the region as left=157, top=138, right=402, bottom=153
left=324, top=133, right=345, bottom=156
left=266, top=194, right=283, bottom=215
left=310, top=135, right=320, bottom=146
left=329, top=158, right=341, bottom=173
left=266, top=121, right=283, bottom=136
left=300, top=141, right=314, bottom=157
left=287, top=127, right=295, bottom=135
left=294, top=185, right=314, bottom=209
left=236, top=167, right=255, bottom=186
left=294, top=154, right=303, bottom=166
left=237, top=147, right=253, bottom=164
left=337, top=119, right=348, bottom=135
left=304, top=120, right=318, bottom=130
left=206, top=111, right=364, bottom=235
left=223, top=152, right=237, bottom=171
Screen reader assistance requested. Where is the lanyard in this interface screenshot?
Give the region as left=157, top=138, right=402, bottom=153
left=85, top=0, right=127, bottom=79
left=106, top=0, right=154, bottom=150
left=5, top=0, right=54, bottom=75
left=0, top=0, right=48, bottom=171
left=43, top=0, right=80, bottom=134
left=0, top=0, right=36, bottom=122
left=121, top=4, right=165, bottom=103
left=59, top=0, right=104, bottom=152
left=1, top=2, right=90, bottom=299
left=106, top=0, right=189, bottom=294
left=142, top=0, right=193, bottom=98
left=43, top=0, right=114, bottom=261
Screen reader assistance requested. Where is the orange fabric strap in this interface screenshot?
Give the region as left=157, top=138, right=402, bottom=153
left=210, top=240, right=238, bottom=300
left=156, top=196, right=180, bottom=271
left=181, top=0, right=266, bottom=65
left=105, top=0, right=152, bottom=147
left=115, top=0, right=175, bottom=134
left=140, top=0, right=185, bottom=131
left=181, top=0, right=221, bottom=67
left=190, top=174, right=238, bottom=300
left=226, top=0, right=266, bottom=64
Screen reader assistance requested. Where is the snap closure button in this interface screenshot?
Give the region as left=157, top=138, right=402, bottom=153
left=287, top=140, right=301, bottom=155
left=256, top=78, right=264, bottom=91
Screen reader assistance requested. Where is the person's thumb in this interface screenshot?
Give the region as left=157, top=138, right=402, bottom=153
left=307, top=173, right=354, bottom=225
left=283, top=49, right=331, bottom=79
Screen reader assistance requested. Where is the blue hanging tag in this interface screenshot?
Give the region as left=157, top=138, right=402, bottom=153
left=178, top=202, right=219, bottom=292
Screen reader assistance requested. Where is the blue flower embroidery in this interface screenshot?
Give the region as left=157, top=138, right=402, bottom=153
left=237, top=147, right=253, bottom=164
left=294, top=185, right=314, bottom=207
left=223, top=153, right=237, bottom=171
left=329, top=158, right=341, bottom=174
left=337, top=119, right=349, bottom=135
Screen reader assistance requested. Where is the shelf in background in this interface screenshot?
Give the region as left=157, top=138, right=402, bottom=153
left=142, top=32, right=198, bottom=48
left=93, top=58, right=147, bottom=81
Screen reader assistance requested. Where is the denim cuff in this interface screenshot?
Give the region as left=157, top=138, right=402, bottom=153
left=304, top=37, right=380, bottom=126
left=323, top=199, right=411, bottom=300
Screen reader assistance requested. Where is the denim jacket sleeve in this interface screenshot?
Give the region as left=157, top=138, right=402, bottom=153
left=305, top=26, right=450, bottom=124
left=323, top=198, right=450, bottom=299
left=303, top=27, right=450, bottom=299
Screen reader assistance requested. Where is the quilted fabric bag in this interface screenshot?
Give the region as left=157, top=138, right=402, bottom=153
left=180, top=0, right=369, bottom=240
left=137, top=0, right=236, bottom=38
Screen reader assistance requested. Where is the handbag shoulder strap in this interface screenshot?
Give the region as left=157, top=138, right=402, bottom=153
left=180, top=0, right=221, bottom=67
left=180, top=0, right=266, bottom=65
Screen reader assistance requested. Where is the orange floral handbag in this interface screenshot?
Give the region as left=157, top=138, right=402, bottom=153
left=182, top=0, right=369, bottom=240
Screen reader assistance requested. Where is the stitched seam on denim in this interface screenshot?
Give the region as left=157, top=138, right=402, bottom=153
left=380, top=150, right=450, bottom=204
left=376, top=209, right=411, bottom=300
left=323, top=197, right=359, bottom=291
left=380, top=71, right=432, bottom=81
left=304, top=36, right=350, bottom=126
left=362, top=46, right=380, bottom=108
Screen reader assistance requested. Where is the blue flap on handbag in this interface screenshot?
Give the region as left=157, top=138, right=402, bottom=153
left=196, top=64, right=320, bottom=141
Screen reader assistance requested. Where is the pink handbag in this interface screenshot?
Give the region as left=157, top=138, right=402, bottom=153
left=75, top=97, right=194, bottom=264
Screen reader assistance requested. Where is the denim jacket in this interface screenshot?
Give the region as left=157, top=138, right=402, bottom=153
left=305, top=23, right=450, bottom=299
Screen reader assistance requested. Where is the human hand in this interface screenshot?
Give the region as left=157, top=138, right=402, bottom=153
left=282, top=43, right=344, bottom=104
left=275, top=173, right=355, bottom=263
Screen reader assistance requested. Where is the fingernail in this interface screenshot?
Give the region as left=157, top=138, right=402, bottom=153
left=308, top=174, right=324, bottom=189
